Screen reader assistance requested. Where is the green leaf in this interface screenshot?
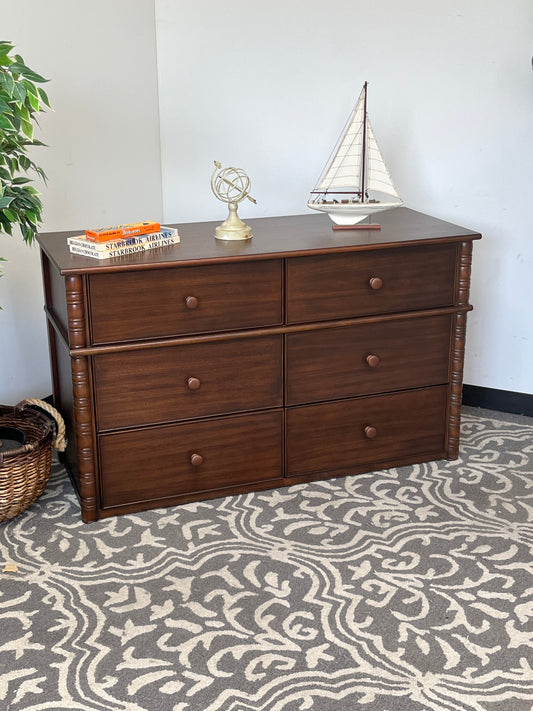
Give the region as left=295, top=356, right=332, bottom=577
left=28, top=139, right=47, bottom=148
left=8, top=112, right=20, bottom=132
left=0, top=195, right=15, bottom=208
left=25, top=88, right=40, bottom=112
left=20, top=104, right=32, bottom=123
left=12, top=80, right=27, bottom=104
left=17, top=103, right=30, bottom=123
left=8, top=62, right=47, bottom=84
left=37, top=86, right=51, bottom=108
left=0, top=112, right=14, bottom=131
left=21, top=223, right=35, bottom=244
left=0, top=211, right=14, bottom=229
left=12, top=176, right=31, bottom=184
left=0, top=70, right=15, bottom=96
left=0, top=41, right=14, bottom=55
left=25, top=211, right=39, bottom=226
left=7, top=61, right=25, bottom=76
left=20, top=117, right=33, bottom=140
left=3, top=208, right=17, bottom=221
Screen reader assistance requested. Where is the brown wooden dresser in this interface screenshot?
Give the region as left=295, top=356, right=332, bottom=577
left=36, top=209, right=481, bottom=522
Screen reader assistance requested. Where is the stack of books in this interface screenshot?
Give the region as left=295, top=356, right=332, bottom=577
left=68, top=221, right=180, bottom=260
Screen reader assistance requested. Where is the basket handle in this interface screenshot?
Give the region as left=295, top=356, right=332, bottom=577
left=17, top=399, right=67, bottom=452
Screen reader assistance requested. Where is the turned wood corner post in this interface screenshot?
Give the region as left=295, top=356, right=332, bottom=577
left=66, top=275, right=98, bottom=522
left=447, top=240, right=473, bottom=459
left=40, top=253, right=60, bottom=400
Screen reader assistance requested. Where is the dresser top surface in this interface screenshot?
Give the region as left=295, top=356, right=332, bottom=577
left=37, top=207, right=481, bottom=275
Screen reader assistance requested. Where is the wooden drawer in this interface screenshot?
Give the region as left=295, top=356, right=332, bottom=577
left=94, top=335, right=282, bottom=430
left=88, top=259, right=282, bottom=344
left=286, top=244, right=457, bottom=323
left=99, top=410, right=283, bottom=508
left=286, top=314, right=451, bottom=405
left=286, top=386, right=447, bottom=477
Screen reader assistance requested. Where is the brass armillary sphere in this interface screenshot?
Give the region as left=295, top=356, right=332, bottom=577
left=211, top=161, right=257, bottom=240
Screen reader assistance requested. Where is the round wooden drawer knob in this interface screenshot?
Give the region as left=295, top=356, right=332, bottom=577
left=366, top=354, right=380, bottom=368
left=187, top=376, right=201, bottom=390
left=364, top=425, right=377, bottom=439
left=369, top=277, right=383, bottom=290
left=190, top=453, right=204, bottom=466
left=185, top=295, right=199, bottom=309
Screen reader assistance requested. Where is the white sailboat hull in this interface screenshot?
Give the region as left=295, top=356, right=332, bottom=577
left=307, top=199, right=402, bottom=225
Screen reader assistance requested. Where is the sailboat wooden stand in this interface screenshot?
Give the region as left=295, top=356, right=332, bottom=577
left=308, top=82, right=402, bottom=228
left=332, top=223, right=381, bottom=231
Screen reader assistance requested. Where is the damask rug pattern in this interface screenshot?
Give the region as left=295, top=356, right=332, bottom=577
left=1, top=408, right=532, bottom=711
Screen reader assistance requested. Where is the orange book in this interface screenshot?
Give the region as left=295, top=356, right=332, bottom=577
left=85, top=221, right=160, bottom=242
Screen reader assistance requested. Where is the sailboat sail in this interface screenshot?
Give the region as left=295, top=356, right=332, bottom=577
left=366, top=120, right=400, bottom=198
left=315, top=88, right=365, bottom=192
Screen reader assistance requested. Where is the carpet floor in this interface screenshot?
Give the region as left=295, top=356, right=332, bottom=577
left=1, top=407, right=532, bottom=711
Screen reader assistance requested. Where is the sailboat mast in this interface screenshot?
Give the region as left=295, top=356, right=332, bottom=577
left=360, top=81, right=368, bottom=203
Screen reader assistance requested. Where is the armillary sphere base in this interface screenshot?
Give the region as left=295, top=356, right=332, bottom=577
left=215, top=202, right=253, bottom=241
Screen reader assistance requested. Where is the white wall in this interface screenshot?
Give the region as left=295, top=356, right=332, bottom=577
left=155, top=0, right=533, bottom=395
left=0, top=0, right=163, bottom=403
left=1, top=1, right=531, bottom=403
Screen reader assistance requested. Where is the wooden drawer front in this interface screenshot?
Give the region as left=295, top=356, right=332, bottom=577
left=99, top=410, right=283, bottom=507
left=286, top=314, right=451, bottom=405
left=286, top=244, right=457, bottom=323
left=88, top=260, right=282, bottom=344
left=286, top=386, right=447, bottom=477
left=94, top=335, right=282, bottom=430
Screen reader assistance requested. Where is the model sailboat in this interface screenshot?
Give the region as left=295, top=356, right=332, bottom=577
left=307, top=82, right=402, bottom=226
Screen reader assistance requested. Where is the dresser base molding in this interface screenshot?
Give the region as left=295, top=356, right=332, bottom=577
left=77, top=450, right=448, bottom=520
left=37, top=209, right=481, bottom=522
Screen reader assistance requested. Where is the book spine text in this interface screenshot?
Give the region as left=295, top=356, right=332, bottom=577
left=69, top=237, right=178, bottom=259
left=68, top=227, right=178, bottom=252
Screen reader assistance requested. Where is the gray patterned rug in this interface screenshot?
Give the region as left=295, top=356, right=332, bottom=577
left=1, top=407, right=532, bottom=711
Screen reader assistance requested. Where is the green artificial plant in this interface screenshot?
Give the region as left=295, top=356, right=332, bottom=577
left=0, top=41, right=51, bottom=280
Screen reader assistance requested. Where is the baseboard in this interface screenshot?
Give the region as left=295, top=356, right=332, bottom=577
left=462, top=385, right=533, bottom=417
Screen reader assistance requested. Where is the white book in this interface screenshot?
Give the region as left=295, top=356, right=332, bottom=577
left=67, top=226, right=179, bottom=252
left=69, top=235, right=179, bottom=260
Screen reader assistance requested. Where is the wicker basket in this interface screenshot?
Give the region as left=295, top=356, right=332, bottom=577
left=0, top=399, right=66, bottom=523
